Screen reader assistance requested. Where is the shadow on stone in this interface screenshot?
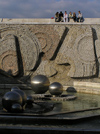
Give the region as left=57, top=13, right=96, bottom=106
left=51, top=27, right=69, bottom=60
left=15, top=36, right=24, bottom=77
left=92, top=28, right=99, bottom=78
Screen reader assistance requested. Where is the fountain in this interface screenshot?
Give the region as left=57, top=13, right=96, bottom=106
left=0, top=75, right=100, bottom=133
left=0, top=22, right=100, bottom=133
left=2, top=75, right=77, bottom=114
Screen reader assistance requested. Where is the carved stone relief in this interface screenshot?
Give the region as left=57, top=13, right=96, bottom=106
left=0, top=26, right=42, bottom=77
left=55, top=25, right=96, bottom=78
left=29, top=25, right=66, bottom=60
left=0, top=24, right=99, bottom=86
left=32, top=25, right=97, bottom=83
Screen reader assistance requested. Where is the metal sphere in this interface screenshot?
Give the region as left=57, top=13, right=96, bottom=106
left=2, top=91, right=22, bottom=112
left=49, top=82, right=63, bottom=96
left=66, top=87, right=77, bottom=93
left=26, top=95, right=34, bottom=105
left=11, top=86, right=20, bottom=91
left=12, top=89, right=27, bottom=106
left=11, top=103, right=23, bottom=113
left=31, top=75, right=50, bottom=94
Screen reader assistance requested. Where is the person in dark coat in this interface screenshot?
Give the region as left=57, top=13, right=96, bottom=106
left=72, top=12, right=77, bottom=22
left=59, top=11, right=64, bottom=22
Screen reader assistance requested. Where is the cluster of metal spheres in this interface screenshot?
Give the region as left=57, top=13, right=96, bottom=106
left=31, top=74, right=63, bottom=96
left=2, top=87, right=34, bottom=113
left=2, top=75, right=64, bottom=113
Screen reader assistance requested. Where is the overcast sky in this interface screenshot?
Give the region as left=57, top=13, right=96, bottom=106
left=0, top=0, right=100, bottom=18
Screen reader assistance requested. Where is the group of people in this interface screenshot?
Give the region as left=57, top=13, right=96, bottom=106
left=55, top=11, right=83, bottom=22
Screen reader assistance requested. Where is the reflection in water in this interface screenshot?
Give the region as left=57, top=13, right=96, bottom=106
left=42, top=92, right=100, bottom=115
left=0, top=89, right=100, bottom=114
left=61, top=92, right=100, bottom=112
left=48, top=92, right=100, bottom=114
left=90, top=101, right=98, bottom=107
left=52, top=103, right=63, bottom=112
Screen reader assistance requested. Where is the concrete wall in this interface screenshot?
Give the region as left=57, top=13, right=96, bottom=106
left=0, top=19, right=100, bottom=93
left=0, top=18, right=100, bottom=24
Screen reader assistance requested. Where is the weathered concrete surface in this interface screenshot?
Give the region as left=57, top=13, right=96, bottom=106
left=0, top=18, right=100, bottom=24
left=0, top=20, right=100, bottom=93
left=73, top=81, right=100, bottom=94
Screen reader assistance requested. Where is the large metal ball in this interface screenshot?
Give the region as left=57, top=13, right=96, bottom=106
left=11, top=86, right=20, bottom=91
left=31, top=75, right=50, bottom=94
left=49, top=82, right=63, bottom=96
left=2, top=91, right=22, bottom=112
left=11, top=103, right=23, bottom=113
left=11, top=89, right=27, bottom=106
left=26, top=95, right=34, bottom=105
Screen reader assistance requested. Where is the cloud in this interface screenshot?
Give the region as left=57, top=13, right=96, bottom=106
left=0, top=0, right=99, bottom=18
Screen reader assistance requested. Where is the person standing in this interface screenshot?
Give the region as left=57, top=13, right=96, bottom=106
left=64, top=11, right=68, bottom=22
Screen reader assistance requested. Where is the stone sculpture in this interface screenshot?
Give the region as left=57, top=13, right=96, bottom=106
left=32, top=25, right=98, bottom=85
left=0, top=24, right=99, bottom=86
left=0, top=26, right=42, bottom=77
left=55, top=25, right=96, bottom=78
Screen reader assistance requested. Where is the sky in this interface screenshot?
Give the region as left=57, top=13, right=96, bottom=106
left=0, top=0, right=100, bottom=18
